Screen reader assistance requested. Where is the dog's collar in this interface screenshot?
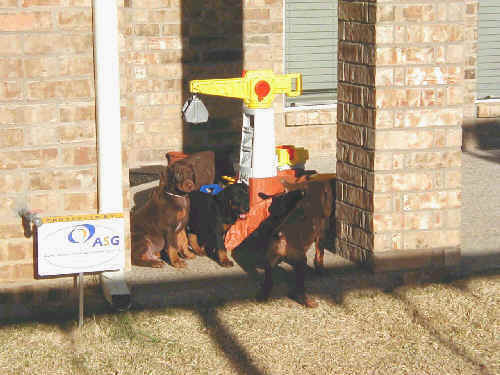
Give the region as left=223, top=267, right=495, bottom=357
left=165, top=191, right=187, bottom=199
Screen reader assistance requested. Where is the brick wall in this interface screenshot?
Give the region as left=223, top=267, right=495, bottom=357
left=0, top=0, right=109, bottom=283
left=336, top=0, right=463, bottom=271
left=0, top=0, right=134, bottom=284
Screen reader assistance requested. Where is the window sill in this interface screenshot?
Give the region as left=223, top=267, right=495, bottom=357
left=284, top=102, right=337, bottom=112
left=476, top=100, right=500, bottom=118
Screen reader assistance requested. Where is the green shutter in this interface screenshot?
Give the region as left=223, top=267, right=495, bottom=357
left=478, top=0, right=500, bottom=99
left=285, top=0, right=337, bottom=106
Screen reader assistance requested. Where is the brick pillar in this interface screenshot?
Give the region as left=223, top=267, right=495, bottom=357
left=336, top=0, right=463, bottom=272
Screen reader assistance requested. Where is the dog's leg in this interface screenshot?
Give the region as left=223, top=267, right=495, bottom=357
left=257, top=263, right=274, bottom=302
left=177, top=230, right=196, bottom=259
left=257, top=240, right=284, bottom=302
left=216, top=248, right=234, bottom=267
left=213, top=226, right=233, bottom=267
left=290, top=259, right=318, bottom=308
left=132, top=237, right=167, bottom=268
left=187, top=233, right=206, bottom=256
left=165, top=230, right=186, bottom=268
left=314, top=237, right=325, bottom=275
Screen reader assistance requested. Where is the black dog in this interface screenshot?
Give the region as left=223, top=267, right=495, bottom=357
left=187, top=183, right=249, bottom=267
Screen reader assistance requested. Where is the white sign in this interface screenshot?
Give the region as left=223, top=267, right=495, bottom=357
left=37, top=213, right=125, bottom=277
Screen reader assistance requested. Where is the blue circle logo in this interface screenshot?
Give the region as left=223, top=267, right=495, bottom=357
left=68, top=224, right=95, bottom=244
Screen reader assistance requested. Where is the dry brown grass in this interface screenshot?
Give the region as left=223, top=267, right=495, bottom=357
left=0, top=270, right=498, bottom=375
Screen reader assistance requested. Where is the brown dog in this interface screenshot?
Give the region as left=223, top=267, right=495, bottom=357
left=258, top=176, right=334, bottom=307
left=131, top=151, right=215, bottom=268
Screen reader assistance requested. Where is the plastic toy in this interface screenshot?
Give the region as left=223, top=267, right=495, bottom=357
left=200, top=184, right=224, bottom=196
left=183, top=70, right=327, bottom=250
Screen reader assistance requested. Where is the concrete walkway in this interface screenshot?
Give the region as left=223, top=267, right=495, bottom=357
left=1, top=131, right=499, bottom=321
left=461, top=148, right=500, bottom=271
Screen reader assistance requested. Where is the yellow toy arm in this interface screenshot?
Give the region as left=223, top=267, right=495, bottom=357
left=190, top=77, right=247, bottom=101
left=271, top=73, right=302, bottom=98
left=188, top=70, right=303, bottom=109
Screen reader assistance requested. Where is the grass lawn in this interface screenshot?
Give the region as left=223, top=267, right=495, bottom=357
left=0, top=267, right=498, bottom=375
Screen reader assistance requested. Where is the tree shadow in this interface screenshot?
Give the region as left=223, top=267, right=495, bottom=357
left=195, top=302, right=267, bottom=375
left=387, top=289, right=493, bottom=374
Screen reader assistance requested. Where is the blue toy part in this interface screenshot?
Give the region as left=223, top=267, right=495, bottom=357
left=200, top=184, right=223, bottom=195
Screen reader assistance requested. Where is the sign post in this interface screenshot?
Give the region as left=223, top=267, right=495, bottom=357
left=37, top=213, right=125, bottom=326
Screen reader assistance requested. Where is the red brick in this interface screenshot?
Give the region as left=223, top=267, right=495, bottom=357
left=0, top=224, right=25, bottom=239
left=8, top=240, right=32, bottom=262
left=28, top=192, right=61, bottom=212
left=0, top=149, right=59, bottom=170
left=0, top=35, right=22, bottom=55
left=64, top=192, right=97, bottom=211
left=61, top=146, right=97, bottom=166
left=0, top=58, right=23, bottom=79
left=57, top=123, right=96, bottom=143
left=0, top=81, right=22, bottom=100
left=0, top=0, right=17, bottom=6
left=0, top=12, right=52, bottom=32
left=24, top=34, right=93, bottom=55
left=58, top=9, right=92, bottom=30
left=27, top=79, right=94, bottom=100
left=60, top=105, right=95, bottom=123
left=22, top=0, right=62, bottom=5
left=12, top=263, right=35, bottom=280
left=0, top=128, right=24, bottom=148
left=0, top=265, right=12, bottom=280
left=0, top=173, right=25, bottom=193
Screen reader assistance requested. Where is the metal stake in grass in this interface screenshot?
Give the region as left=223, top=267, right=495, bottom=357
left=74, top=272, right=85, bottom=328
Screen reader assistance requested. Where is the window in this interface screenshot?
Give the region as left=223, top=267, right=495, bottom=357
left=478, top=0, right=500, bottom=99
left=284, top=0, right=338, bottom=107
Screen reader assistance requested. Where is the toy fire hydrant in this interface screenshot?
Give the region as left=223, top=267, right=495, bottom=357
left=183, top=70, right=303, bottom=250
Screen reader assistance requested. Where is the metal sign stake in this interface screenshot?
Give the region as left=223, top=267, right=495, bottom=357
left=77, top=272, right=84, bottom=328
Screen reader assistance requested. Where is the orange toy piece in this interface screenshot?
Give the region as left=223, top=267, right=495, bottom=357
left=224, top=170, right=299, bottom=252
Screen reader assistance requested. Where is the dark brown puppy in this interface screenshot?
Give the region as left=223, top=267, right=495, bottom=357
left=131, top=151, right=215, bottom=268
left=131, top=160, right=197, bottom=268
left=187, top=183, right=249, bottom=267
left=165, top=150, right=215, bottom=189
left=258, top=177, right=334, bottom=307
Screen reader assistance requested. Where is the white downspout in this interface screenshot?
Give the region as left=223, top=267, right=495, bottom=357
left=93, top=0, right=131, bottom=310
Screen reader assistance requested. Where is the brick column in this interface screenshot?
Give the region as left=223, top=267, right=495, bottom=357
left=336, top=0, right=463, bottom=272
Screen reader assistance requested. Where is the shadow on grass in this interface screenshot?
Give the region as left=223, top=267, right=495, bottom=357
left=196, top=302, right=265, bottom=375
left=387, top=289, right=494, bottom=375
left=0, top=255, right=498, bottom=375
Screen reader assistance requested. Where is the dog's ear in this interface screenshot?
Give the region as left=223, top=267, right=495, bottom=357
left=179, top=167, right=196, bottom=193
left=187, top=151, right=215, bottom=188
left=158, top=167, right=168, bottom=191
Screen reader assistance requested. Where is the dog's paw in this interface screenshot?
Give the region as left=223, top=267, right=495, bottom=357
left=190, top=246, right=206, bottom=256
left=290, top=292, right=318, bottom=308
left=219, top=258, right=234, bottom=268
left=256, top=289, right=271, bottom=302
left=150, top=259, right=167, bottom=268
left=181, top=249, right=196, bottom=259
left=170, top=258, right=187, bottom=268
